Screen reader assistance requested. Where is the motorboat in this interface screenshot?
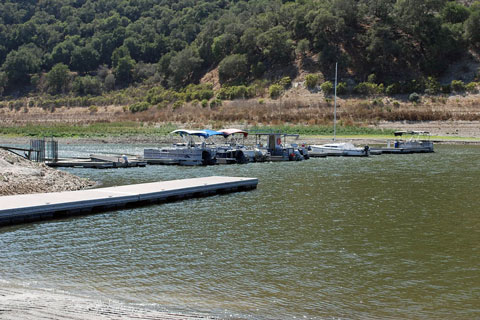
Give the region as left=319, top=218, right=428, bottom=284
left=308, top=142, right=370, bottom=157
left=372, top=131, right=434, bottom=154
left=215, top=129, right=268, bottom=164
left=253, top=132, right=307, bottom=161
left=143, top=129, right=217, bottom=165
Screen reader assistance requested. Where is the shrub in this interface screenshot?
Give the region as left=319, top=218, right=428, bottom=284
left=191, top=99, right=200, bottom=106
left=269, top=84, right=283, bottom=99
left=441, top=84, right=452, bottom=94
left=451, top=80, right=466, bottom=92
left=354, top=82, right=383, bottom=95
left=173, top=100, right=183, bottom=109
left=210, top=98, right=222, bottom=108
left=408, top=92, right=421, bottom=103
left=336, top=82, right=348, bottom=95
left=386, top=83, right=401, bottom=95
left=217, top=85, right=255, bottom=100
left=393, top=101, right=400, bottom=108
left=73, top=76, right=102, bottom=96
left=424, top=76, right=440, bottom=95
left=320, top=81, right=334, bottom=95
left=88, top=105, right=98, bottom=113
left=278, top=76, right=292, bottom=89
left=258, top=98, right=265, bottom=104
left=128, top=101, right=150, bottom=113
left=201, top=99, right=208, bottom=108
left=466, top=82, right=479, bottom=93
left=305, top=74, right=319, bottom=89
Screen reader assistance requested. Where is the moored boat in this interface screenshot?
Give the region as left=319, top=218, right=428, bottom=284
left=308, top=142, right=370, bottom=157
left=144, top=129, right=217, bottom=165
left=371, top=131, right=434, bottom=154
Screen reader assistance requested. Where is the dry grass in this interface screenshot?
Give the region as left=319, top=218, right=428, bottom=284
left=0, top=93, right=479, bottom=127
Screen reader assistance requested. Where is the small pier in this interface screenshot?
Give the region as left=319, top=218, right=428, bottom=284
left=0, top=176, right=258, bottom=226
left=47, top=154, right=147, bottom=169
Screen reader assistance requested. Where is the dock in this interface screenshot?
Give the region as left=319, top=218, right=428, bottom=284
left=0, top=176, right=258, bottom=226
left=46, top=154, right=147, bottom=169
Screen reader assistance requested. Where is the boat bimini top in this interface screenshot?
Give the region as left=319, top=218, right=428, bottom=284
left=171, top=129, right=224, bottom=138
left=394, top=131, right=430, bottom=136
left=219, top=129, right=249, bottom=138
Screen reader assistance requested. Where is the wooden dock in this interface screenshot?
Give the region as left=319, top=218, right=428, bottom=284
left=0, top=176, right=258, bottom=226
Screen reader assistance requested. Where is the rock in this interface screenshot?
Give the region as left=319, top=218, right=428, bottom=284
left=0, top=149, right=95, bottom=196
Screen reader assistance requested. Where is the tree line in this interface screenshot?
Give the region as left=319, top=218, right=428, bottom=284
left=1, top=0, right=479, bottom=97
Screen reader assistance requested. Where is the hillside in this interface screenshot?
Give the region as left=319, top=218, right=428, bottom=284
left=1, top=0, right=480, bottom=100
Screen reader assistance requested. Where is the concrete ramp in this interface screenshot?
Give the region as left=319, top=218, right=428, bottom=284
left=0, top=176, right=258, bottom=226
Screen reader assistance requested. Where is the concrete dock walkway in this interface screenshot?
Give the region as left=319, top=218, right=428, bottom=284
left=0, top=176, right=258, bottom=226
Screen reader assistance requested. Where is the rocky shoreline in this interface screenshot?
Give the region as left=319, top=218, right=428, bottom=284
left=0, top=149, right=95, bottom=196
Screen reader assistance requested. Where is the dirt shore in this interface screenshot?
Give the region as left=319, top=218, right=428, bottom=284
left=0, top=284, right=213, bottom=320
left=0, top=149, right=95, bottom=196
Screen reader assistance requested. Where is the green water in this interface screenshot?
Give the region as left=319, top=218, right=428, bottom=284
left=1, top=144, right=479, bottom=319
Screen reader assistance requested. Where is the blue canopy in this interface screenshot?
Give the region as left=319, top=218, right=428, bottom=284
left=171, top=129, right=209, bottom=138
left=201, top=129, right=223, bottom=138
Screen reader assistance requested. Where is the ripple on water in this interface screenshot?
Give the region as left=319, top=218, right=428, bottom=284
left=0, top=144, right=479, bottom=319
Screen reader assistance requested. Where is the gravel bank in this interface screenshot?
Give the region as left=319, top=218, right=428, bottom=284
left=0, top=149, right=95, bottom=196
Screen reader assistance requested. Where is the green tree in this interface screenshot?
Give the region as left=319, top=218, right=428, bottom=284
left=71, top=46, right=100, bottom=73
left=441, top=2, right=470, bottom=24
left=72, top=76, right=102, bottom=95
left=46, top=63, right=70, bottom=94
left=212, top=33, right=237, bottom=62
left=168, top=47, right=203, bottom=88
left=2, top=45, right=42, bottom=84
left=0, top=72, right=7, bottom=96
left=465, top=10, right=480, bottom=47
left=114, top=56, right=136, bottom=84
left=218, top=54, right=248, bottom=84
left=296, top=39, right=310, bottom=57
left=256, top=26, right=295, bottom=65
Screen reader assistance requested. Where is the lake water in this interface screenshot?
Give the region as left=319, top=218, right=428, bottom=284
left=1, top=144, right=479, bottom=319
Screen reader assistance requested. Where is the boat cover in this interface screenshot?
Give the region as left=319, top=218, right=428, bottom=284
left=171, top=129, right=210, bottom=138
left=219, top=129, right=249, bottom=137
left=202, top=129, right=224, bottom=137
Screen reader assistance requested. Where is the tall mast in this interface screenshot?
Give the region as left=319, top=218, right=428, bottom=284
left=333, top=62, right=337, bottom=141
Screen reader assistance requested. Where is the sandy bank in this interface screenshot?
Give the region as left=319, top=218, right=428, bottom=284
left=0, top=149, right=95, bottom=196
left=0, top=284, right=213, bottom=320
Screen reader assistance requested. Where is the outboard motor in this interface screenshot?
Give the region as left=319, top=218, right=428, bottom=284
left=364, top=145, right=370, bottom=156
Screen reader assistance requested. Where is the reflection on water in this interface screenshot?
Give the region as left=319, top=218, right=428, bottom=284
left=1, top=144, right=479, bottom=319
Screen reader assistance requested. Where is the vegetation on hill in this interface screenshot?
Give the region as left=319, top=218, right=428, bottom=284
left=0, top=0, right=480, bottom=101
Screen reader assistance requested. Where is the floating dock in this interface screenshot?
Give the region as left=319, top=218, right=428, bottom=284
left=46, top=154, right=147, bottom=169
left=0, top=176, right=258, bottom=226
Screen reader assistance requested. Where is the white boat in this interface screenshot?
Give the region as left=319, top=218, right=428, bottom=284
left=309, top=62, right=369, bottom=157
left=374, top=131, right=434, bottom=154
left=309, top=142, right=369, bottom=157
left=143, top=130, right=217, bottom=166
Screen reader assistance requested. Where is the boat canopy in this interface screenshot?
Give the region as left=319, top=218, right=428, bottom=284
left=219, top=129, right=248, bottom=138
left=202, top=129, right=224, bottom=137
left=171, top=129, right=210, bottom=138
left=394, top=130, right=430, bottom=136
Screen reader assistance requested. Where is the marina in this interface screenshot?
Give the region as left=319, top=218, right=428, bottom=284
left=0, top=176, right=258, bottom=226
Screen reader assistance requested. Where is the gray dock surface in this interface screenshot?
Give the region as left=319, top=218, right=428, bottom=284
left=0, top=176, right=258, bottom=226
